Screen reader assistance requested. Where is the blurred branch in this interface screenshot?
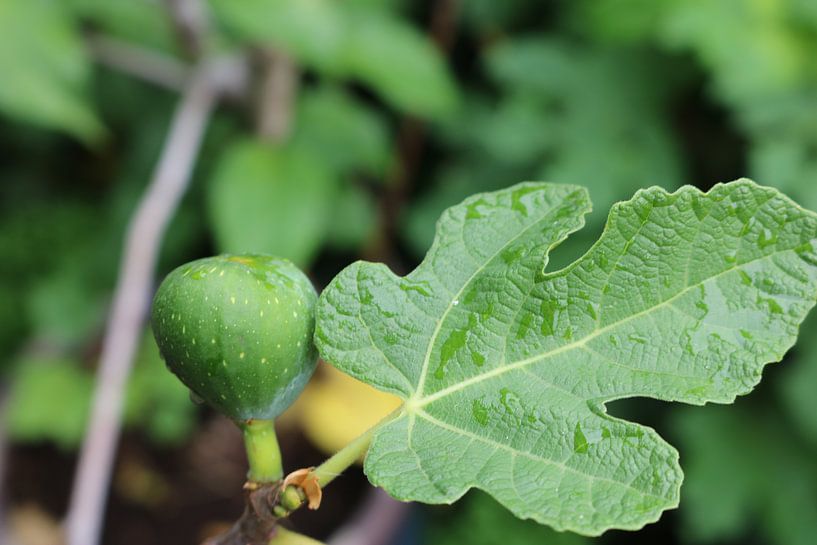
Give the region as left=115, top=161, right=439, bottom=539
left=164, top=0, right=210, bottom=58
left=429, top=0, right=461, bottom=51
left=366, top=0, right=461, bottom=269
left=86, top=34, right=249, bottom=100
left=254, top=49, right=299, bottom=143
left=64, top=65, right=218, bottom=545
left=327, top=488, right=410, bottom=545
left=0, top=387, right=10, bottom=545
left=87, top=34, right=190, bottom=92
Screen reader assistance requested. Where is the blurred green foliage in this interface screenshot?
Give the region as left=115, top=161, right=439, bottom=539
left=426, top=491, right=588, bottom=545
left=0, top=0, right=816, bottom=544
left=210, top=0, right=459, bottom=116
left=403, top=37, right=685, bottom=264
left=0, top=0, right=103, bottom=141
left=673, top=397, right=817, bottom=545
left=6, top=334, right=194, bottom=449
left=6, top=357, right=95, bottom=449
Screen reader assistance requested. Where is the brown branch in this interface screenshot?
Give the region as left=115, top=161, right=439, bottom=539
left=204, top=479, right=311, bottom=545
left=0, top=387, right=10, bottom=545
left=164, top=0, right=210, bottom=58
left=204, top=482, right=283, bottom=545
left=429, top=0, right=461, bottom=52
left=365, top=0, right=461, bottom=268
left=253, top=49, right=299, bottom=143
left=63, top=65, right=218, bottom=545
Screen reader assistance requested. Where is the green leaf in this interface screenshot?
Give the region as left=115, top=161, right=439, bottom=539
left=209, top=0, right=458, bottom=116
left=6, top=357, right=94, bottom=449
left=656, top=0, right=810, bottom=109
left=0, top=0, right=103, bottom=141
left=67, top=0, right=178, bottom=53
left=207, top=139, right=336, bottom=267
left=124, top=334, right=197, bottom=446
left=400, top=162, right=520, bottom=258
left=569, top=0, right=667, bottom=43
left=483, top=39, right=685, bottom=206
left=336, top=8, right=459, bottom=117
left=780, top=313, right=817, bottom=446
left=293, top=87, right=391, bottom=176
left=752, top=134, right=817, bottom=213
left=208, top=0, right=345, bottom=70
left=316, top=180, right=817, bottom=535
left=26, top=269, right=104, bottom=346
left=5, top=336, right=198, bottom=448
left=461, top=0, right=543, bottom=34
left=325, top=184, right=378, bottom=251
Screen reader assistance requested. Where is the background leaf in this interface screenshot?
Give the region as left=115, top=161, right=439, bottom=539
left=780, top=313, right=817, bottom=446
left=66, top=0, right=178, bottom=53
left=292, top=86, right=391, bottom=176
left=5, top=335, right=197, bottom=449
left=209, top=0, right=458, bottom=116
left=426, top=491, right=589, bottom=545
left=208, top=0, right=345, bottom=70
left=336, top=7, right=459, bottom=117
left=207, top=139, right=337, bottom=266
left=0, top=0, right=103, bottom=141
left=5, top=357, right=95, bottom=449
left=673, top=406, right=817, bottom=545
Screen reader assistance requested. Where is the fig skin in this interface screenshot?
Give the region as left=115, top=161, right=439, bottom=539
left=151, top=254, right=318, bottom=421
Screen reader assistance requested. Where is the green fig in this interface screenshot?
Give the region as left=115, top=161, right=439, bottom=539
left=151, top=254, right=318, bottom=421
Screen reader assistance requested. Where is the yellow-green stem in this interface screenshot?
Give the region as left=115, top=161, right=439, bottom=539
left=275, top=407, right=404, bottom=516
left=269, top=528, right=323, bottom=545
left=312, top=406, right=405, bottom=485
left=240, top=419, right=283, bottom=483
left=311, top=424, right=376, bottom=487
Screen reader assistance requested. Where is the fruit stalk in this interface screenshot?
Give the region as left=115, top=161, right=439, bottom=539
left=241, top=419, right=283, bottom=483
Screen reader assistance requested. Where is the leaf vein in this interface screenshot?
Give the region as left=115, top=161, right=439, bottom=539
left=414, top=409, right=665, bottom=502
left=418, top=248, right=797, bottom=406
left=413, top=200, right=575, bottom=398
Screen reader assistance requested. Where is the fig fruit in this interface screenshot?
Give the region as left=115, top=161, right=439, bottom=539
left=151, top=254, right=318, bottom=421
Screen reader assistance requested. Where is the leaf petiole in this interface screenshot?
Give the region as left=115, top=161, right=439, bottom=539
left=314, top=405, right=405, bottom=487
left=277, top=406, right=405, bottom=515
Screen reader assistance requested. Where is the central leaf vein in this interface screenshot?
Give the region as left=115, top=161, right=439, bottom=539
left=412, top=196, right=582, bottom=398
left=414, top=248, right=790, bottom=408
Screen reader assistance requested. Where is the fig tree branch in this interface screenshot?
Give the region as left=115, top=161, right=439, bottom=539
left=86, top=34, right=190, bottom=92
left=64, top=64, right=218, bottom=545
left=85, top=34, right=248, bottom=100
left=164, top=0, right=210, bottom=58
left=208, top=410, right=401, bottom=545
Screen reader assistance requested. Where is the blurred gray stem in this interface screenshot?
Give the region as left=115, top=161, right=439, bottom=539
left=327, top=488, right=411, bottom=545
left=64, top=65, right=217, bottom=545
left=254, top=49, right=298, bottom=142
left=0, top=387, right=10, bottom=545
left=87, top=34, right=191, bottom=92
left=164, top=0, right=210, bottom=58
